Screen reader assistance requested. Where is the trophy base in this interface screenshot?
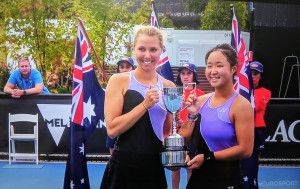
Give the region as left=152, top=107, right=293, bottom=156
left=161, top=150, right=188, bottom=171
left=163, top=162, right=187, bottom=171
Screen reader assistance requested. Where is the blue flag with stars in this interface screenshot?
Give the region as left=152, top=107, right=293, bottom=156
left=63, top=22, right=105, bottom=189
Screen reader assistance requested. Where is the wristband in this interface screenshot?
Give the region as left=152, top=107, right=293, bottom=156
left=23, top=90, right=27, bottom=95
left=188, top=113, right=198, bottom=122
left=204, top=151, right=215, bottom=163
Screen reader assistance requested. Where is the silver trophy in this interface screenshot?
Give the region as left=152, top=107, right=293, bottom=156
left=161, top=87, right=188, bottom=170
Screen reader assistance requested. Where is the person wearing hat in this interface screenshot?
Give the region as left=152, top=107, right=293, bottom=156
left=241, top=61, right=271, bottom=189
left=116, top=56, right=135, bottom=73
left=106, top=56, right=135, bottom=155
left=172, top=63, right=205, bottom=189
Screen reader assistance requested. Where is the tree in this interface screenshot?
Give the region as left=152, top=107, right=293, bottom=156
left=186, top=0, right=209, bottom=14
left=129, top=0, right=174, bottom=28
left=200, top=0, right=248, bottom=31
left=0, top=0, right=155, bottom=92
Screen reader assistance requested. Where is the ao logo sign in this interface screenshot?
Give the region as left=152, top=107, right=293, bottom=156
left=37, top=104, right=106, bottom=146
left=266, top=120, right=300, bottom=143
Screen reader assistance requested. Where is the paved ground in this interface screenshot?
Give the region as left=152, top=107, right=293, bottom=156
left=0, top=161, right=299, bottom=189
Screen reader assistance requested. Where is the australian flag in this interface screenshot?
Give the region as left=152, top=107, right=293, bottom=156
left=64, top=22, right=105, bottom=189
left=151, top=3, right=174, bottom=82
left=231, top=7, right=254, bottom=105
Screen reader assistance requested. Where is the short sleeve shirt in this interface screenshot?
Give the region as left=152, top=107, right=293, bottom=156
left=7, top=69, right=50, bottom=94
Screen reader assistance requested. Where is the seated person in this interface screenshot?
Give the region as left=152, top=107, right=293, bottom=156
left=4, top=56, right=50, bottom=98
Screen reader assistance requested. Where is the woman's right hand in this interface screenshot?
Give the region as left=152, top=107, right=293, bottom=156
left=143, top=87, right=160, bottom=109
left=185, top=92, right=201, bottom=115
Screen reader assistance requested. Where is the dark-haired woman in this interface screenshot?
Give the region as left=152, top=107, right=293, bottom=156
left=180, top=43, right=254, bottom=188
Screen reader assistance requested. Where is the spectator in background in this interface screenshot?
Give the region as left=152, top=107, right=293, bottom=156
left=172, top=63, right=205, bottom=189
left=116, top=56, right=135, bottom=73
left=106, top=56, right=135, bottom=154
left=47, top=73, right=61, bottom=94
left=4, top=56, right=49, bottom=98
left=241, top=61, right=271, bottom=189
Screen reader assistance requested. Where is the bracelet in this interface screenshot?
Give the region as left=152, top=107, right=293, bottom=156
left=188, top=113, right=198, bottom=122
left=204, top=151, right=215, bottom=163
left=23, top=90, right=27, bottom=95
left=142, top=102, right=148, bottom=110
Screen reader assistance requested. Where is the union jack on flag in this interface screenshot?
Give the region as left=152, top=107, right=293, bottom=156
left=231, top=7, right=254, bottom=105
left=151, top=3, right=174, bottom=82
left=64, top=22, right=105, bottom=189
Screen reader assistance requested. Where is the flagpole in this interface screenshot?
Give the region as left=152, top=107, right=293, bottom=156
left=249, top=2, right=255, bottom=54
left=230, top=4, right=237, bottom=50
left=78, top=18, right=108, bottom=83
left=230, top=4, right=234, bottom=23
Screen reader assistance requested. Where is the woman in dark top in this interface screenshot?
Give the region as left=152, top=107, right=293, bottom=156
left=105, top=56, right=135, bottom=155
left=100, top=25, right=174, bottom=189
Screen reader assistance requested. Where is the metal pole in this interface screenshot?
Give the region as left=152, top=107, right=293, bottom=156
left=249, top=2, right=255, bottom=53
left=78, top=18, right=108, bottom=83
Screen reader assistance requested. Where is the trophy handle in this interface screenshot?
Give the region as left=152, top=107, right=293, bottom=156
left=150, top=84, right=167, bottom=112
left=180, top=82, right=196, bottom=112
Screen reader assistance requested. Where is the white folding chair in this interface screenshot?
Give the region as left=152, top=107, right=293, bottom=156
left=278, top=55, right=300, bottom=98
left=8, top=113, right=39, bottom=164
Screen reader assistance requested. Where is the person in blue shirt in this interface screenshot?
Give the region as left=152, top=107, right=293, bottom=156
left=4, top=56, right=50, bottom=98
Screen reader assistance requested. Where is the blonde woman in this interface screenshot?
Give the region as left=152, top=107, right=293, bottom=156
left=100, top=26, right=174, bottom=189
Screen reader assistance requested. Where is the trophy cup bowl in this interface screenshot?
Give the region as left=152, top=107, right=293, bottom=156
left=160, top=87, right=188, bottom=170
